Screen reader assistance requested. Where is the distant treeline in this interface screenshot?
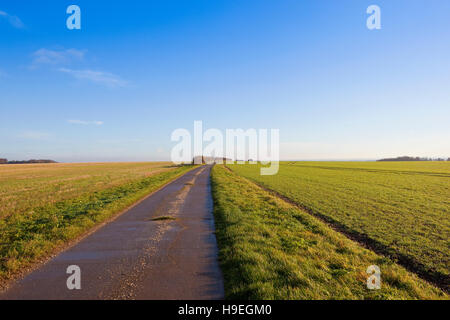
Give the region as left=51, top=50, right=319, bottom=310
left=0, top=158, right=57, bottom=164
left=377, top=156, right=450, bottom=162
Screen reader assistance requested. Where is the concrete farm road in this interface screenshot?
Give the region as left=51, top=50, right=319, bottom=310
left=1, top=165, right=224, bottom=300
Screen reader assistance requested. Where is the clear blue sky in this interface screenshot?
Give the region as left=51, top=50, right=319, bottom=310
left=1, top=0, right=449, bottom=161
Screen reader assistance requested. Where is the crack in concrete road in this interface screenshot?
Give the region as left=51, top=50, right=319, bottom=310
left=0, top=165, right=224, bottom=300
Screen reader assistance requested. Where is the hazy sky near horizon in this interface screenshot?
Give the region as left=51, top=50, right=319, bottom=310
left=1, top=0, right=449, bottom=162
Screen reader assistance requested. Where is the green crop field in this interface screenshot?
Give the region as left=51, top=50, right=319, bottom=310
left=227, top=161, right=450, bottom=292
left=0, top=162, right=195, bottom=285
left=211, top=165, right=446, bottom=299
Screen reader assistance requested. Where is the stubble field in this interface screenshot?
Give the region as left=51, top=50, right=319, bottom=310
left=0, top=162, right=194, bottom=285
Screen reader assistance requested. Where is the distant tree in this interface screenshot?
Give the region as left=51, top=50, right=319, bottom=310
left=0, top=158, right=7, bottom=164
left=377, top=156, right=435, bottom=162
left=6, top=159, right=57, bottom=164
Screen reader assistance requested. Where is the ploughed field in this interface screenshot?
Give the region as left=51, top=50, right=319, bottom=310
left=0, top=162, right=194, bottom=285
left=226, top=161, right=450, bottom=291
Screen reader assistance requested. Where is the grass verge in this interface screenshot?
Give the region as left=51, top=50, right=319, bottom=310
left=211, top=165, right=446, bottom=299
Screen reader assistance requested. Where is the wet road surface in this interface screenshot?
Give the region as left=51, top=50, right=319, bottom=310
left=1, top=165, right=224, bottom=300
